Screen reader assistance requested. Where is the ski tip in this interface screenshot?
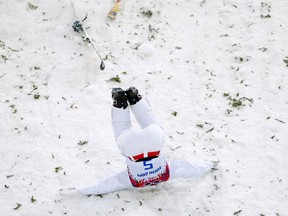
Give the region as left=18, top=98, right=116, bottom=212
left=100, top=61, right=105, bottom=70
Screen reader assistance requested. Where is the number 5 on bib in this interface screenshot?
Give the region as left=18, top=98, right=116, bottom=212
left=143, top=160, right=153, bottom=170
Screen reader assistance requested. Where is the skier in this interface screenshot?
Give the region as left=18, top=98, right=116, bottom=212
left=78, top=87, right=215, bottom=195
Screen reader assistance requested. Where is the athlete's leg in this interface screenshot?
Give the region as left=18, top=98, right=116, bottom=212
left=130, top=98, right=160, bottom=129
left=126, top=87, right=161, bottom=129
left=111, top=106, right=131, bottom=139
left=111, top=88, right=131, bottom=139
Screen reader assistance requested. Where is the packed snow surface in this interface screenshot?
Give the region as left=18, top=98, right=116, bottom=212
left=1, top=0, right=288, bottom=215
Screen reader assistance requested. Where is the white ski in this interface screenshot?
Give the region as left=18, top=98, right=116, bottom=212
left=108, top=0, right=121, bottom=20
left=71, top=1, right=105, bottom=70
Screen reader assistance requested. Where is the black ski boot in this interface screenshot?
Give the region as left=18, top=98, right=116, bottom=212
left=112, top=88, right=128, bottom=109
left=125, top=87, right=142, bottom=105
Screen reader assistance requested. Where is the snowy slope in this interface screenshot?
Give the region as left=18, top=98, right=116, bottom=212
left=1, top=0, right=288, bottom=215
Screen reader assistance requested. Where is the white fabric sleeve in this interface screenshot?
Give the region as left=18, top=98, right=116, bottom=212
left=169, top=160, right=213, bottom=180
left=78, top=170, right=132, bottom=196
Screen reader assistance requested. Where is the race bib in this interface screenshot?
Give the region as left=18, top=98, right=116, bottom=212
left=126, top=155, right=170, bottom=188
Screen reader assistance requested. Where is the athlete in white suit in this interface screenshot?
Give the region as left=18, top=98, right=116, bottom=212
left=78, top=87, right=214, bottom=195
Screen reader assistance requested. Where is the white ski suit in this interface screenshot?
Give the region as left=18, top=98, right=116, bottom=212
left=78, top=98, right=213, bottom=195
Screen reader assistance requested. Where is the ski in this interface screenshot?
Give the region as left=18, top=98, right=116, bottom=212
left=71, top=1, right=105, bottom=70
left=108, top=0, right=121, bottom=20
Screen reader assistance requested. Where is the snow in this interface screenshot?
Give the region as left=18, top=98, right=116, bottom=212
left=1, top=0, right=288, bottom=215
